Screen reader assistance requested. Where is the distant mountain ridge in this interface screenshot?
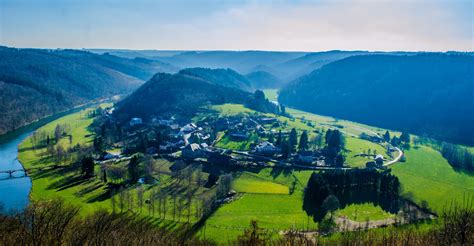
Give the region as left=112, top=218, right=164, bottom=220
left=0, top=46, right=177, bottom=134
left=89, top=49, right=443, bottom=86
left=279, top=53, right=474, bottom=145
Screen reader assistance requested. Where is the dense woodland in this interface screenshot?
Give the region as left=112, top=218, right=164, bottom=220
left=304, top=169, right=401, bottom=221
left=115, top=69, right=280, bottom=122
left=439, top=142, right=474, bottom=173
left=279, top=53, right=474, bottom=145
left=0, top=46, right=177, bottom=135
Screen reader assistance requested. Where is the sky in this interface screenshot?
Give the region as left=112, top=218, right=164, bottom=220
left=0, top=0, right=472, bottom=51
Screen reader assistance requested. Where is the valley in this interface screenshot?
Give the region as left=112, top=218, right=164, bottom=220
left=9, top=89, right=472, bottom=242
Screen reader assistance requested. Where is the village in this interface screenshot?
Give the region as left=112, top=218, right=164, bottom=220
left=97, top=105, right=399, bottom=172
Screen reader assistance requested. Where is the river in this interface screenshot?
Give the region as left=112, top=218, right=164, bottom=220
left=0, top=103, right=100, bottom=213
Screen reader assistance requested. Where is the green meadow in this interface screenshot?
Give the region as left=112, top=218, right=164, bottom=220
left=15, top=101, right=474, bottom=244
left=391, top=145, right=474, bottom=213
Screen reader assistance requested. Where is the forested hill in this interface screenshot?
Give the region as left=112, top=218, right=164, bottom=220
left=0, top=46, right=177, bottom=134
left=279, top=53, right=474, bottom=145
left=114, top=71, right=252, bottom=121
left=178, top=67, right=252, bottom=91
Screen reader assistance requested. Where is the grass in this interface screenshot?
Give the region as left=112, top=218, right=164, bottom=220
left=200, top=192, right=317, bottom=244
left=201, top=168, right=316, bottom=243
left=210, top=104, right=254, bottom=116
left=18, top=108, right=113, bottom=214
left=214, top=133, right=259, bottom=151
left=391, top=145, right=474, bottom=213
left=233, top=172, right=289, bottom=194
left=337, top=203, right=396, bottom=222
left=263, top=89, right=278, bottom=101
left=344, top=137, right=389, bottom=168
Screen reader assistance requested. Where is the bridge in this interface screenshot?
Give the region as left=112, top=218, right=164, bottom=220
left=0, top=164, right=67, bottom=180
left=0, top=169, right=28, bottom=179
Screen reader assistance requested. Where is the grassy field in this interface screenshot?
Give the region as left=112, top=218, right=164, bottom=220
left=16, top=100, right=474, bottom=243
left=337, top=203, right=396, bottom=222
left=391, top=145, right=474, bottom=213
left=18, top=108, right=113, bottom=214
left=263, top=89, right=278, bottom=101
left=214, top=133, right=259, bottom=151
left=201, top=168, right=317, bottom=243
left=233, top=172, right=289, bottom=194
left=345, top=137, right=389, bottom=168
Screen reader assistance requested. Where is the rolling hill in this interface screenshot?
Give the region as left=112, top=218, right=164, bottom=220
left=279, top=53, right=474, bottom=145
left=114, top=70, right=254, bottom=121
left=0, top=46, right=177, bottom=134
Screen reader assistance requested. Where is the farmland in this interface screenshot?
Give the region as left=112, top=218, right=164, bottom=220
left=15, top=102, right=474, bottom=243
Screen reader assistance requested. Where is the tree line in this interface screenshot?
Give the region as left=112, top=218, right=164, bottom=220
left=303, top=169, right=401, bottom=222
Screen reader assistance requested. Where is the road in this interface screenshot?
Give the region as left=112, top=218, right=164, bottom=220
left=383, top=147, right=403, bottom=166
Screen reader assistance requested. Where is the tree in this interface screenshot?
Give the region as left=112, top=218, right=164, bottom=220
left=280, top=104, right=286, bottom=115
left=391, top=136, right=400, bottom=146
left=128, top=156, right=140, bottom=183
left=322, top=195, right=340, bottom=219
left=383, top=130, right=391, bottom=142
left=400, top=131, right=410, bottom=143
left=81, top=156, right=95, bottom=178
left=326, top=129, right=344, bottom=152
left=289, top=128, right=298, bottom=153
left=335, top=154, right=345, bottom=167
left=268, top=133, right=275, bottom=143
left=275, top=130, right=282, bottom=147
left=237, top=220, right=269, bottom=245
left=102, top=169, right=107, bottom=183
left=281, top=138, right=290, bottom=158
left=137, top=187, right=144, bottom=213
left=54, top=124, right=62, bottom=143
left=298, top=130, right=309, bottom=151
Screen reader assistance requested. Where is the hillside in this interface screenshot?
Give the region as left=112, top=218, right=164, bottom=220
left=0, top=46, right=176, bottom=134
left=245, top=71, right=283, bottom=89
left=114, top=71, right=253, bottom=121
left=279, top=53, right=474, bottom=145
left=179, top=67, right=252, bottom=91
left=88, top=50, right=419, bottom=85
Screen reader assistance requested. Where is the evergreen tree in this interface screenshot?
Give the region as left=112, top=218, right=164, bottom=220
left=383, top=130, right=391, bottom=142
left=391, top=136, right=400, bottom=146
left=281, top=138, right=290, bottom=158
left=128, top=156, right=140, bottom=183
left=102, top=169, right=108, bottom=183
left=335, top=154, right=345, bottom=167
left=268, top=133, right=275, bottom=143
left=81, top=156, right=95, bottom=178
left=289, top=128, right=298, bottom=153
left=298, top=130, right=309, bottom=151
left=275, top=130, right=282, bottom=147
left=400, top=131, right=410, bottom=143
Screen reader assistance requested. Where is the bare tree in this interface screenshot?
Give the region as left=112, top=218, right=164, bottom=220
left=137, top=187, right=144, bottom=213
left=118, top=187, right=125, bottom=213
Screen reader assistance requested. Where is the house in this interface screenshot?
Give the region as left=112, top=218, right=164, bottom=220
left=257, top=117, right=277, bottom=124
left=375, top=154, right=384, bottom=165
left=188, top=132, right=211, bottom=144
left=297, top=151, right=314, bottom=164
left=129, top=117, right=143, bottom=126
left=182, top=143, right=204, bottom=159
left=181, top=123, right=197, bottom=133
left=230, top=131, right=249, bottom=140
left=254, top=141, right=280, bottom=155
left=103, top=151, right=120, bottom=160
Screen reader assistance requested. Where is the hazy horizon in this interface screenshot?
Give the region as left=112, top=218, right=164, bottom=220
left=1, top=0, right=472, bottom=52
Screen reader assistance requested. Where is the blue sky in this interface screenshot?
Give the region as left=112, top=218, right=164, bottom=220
left=0, top=0, right=472, bottom=51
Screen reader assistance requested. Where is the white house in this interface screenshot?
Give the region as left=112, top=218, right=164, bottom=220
left=254, top=141, right=280, bottom=155
left=130, top=117, right=143, bottom=126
